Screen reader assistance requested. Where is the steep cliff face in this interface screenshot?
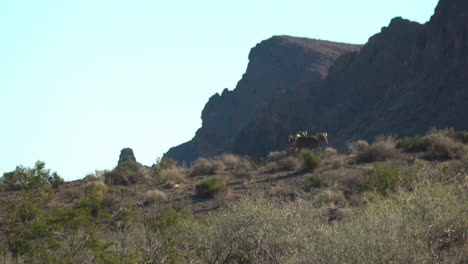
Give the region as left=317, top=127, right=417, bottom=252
left=232, top=0, right=468, bottom=157
left=165, top=36, right=361, bottom=162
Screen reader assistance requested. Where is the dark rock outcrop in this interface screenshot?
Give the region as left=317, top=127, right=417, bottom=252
left=232, top=0, right=468, bottom=156
left=167, top=0, right=468, bottom=161
left=118, top=148, right=136, bottom=165
left=165, top=36, right=361, bottom=162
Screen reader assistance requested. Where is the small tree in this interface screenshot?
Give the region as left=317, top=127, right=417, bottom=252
left=0, top=161, right=64, bottom=191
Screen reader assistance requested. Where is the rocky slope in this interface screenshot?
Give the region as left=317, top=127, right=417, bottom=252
left=165, top=36, right=361, bottom=162
left=232, top=0, right=468, bottom=157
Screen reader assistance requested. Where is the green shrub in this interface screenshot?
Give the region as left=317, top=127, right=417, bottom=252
left=104, top=158, right=147, bottom=186
left=195, top=178, right=227, bottom=198
left=365, top=164, right=401, bottom=195
left=356, top=137, right=402, bottom=163
left=301, top=150, right=322, bottom=172
left=0, top=161, right=63, bottom=191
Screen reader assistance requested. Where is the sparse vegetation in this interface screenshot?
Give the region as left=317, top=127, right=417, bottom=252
left=190, top=157, right=224, bottom=176
left=347, top=139, right=369, bottom=154
left=397, top=128, right=468, bottom=160
left=301, top=150, right=322, bottom=171
left=355, top=136, right=402, bottom=162
left=144, top=189, right=168, bottom=205
left=1, top=130, right=467, bottom=263
left=266, top=151, right=301, bottom=172
left=195, top=178, right=227, bottom=198
left=104, top=157, right=147, bottom=185
left=0, top=161, right=64, bottom=191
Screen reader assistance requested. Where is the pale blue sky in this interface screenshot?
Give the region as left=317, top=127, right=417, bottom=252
left=1, top=0, right=439, bottom=181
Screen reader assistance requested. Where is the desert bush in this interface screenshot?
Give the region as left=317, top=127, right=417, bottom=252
left=232, top=167, right=257, bottom=181
left=62, top=188, right=83, bottom=202
left=213, top=153, right=252, bottom=171
left=302, top=184, right=467, bottom=263
left=268, top=186, right=298, bottom=201
left=190, top=157, right=224, bottom=176
left=355, top=137, right=402, bottom=162
left=307, top=174, right=328, bottom=190
left=195, top=178, right=227, bottom=198
left=423, top=135, right=464, bottom=160
left=323, top=147, right=337, bottom=156
left=396, top=135, right=427, bottom=152
left=333, top=170, right=366, bottom=199
left=347, top=139, right=369, bottom=154
left=267, top=151, right=290, bottom=162
left=312, top=189, right=347, bottom=208
left=397, top=130, right=467, bottom=160
left=104, top=158, right=147, bottom=186
left=454, top=131, right=468, bottom=144
left=101, top=193, right=120, bottom=212
left=366, top=164, right=398, bottom=194
left=0, top=161, right=64, bottom=191
left=85, top=180, right=108, bottom=192
left=301, top=150, right=322, bottom=171
left=144, top=189, right=168, bottom=205
left=365, top=163, right=406, bottom=195
left=157, top=167, right=187, bottom=186
left=271, top=156, right=301, bottom=171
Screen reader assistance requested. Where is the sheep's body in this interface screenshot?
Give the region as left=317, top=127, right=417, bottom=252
left=288, top=132, right=328, bottom=151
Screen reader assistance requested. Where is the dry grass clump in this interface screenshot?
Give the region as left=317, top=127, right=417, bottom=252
left=190, top=157, right=224, bottom=176
left=144, top=189, right=168, bottom=205
left=323, top=147, right=337, bottom=156
left=84, top=180, right=108, bottom=192
left=355, top=136, right=402, bottom=163
left=270, top=156, right=300, bottom=171
left=158, top=167, right=188, bottom=187
left=347, top=139, right=370, bottom=154
left=267, top=151, right=290, bottom=162
left=266, top=151, right=300, bottom=172
left=213, top=153, right=252, bottom=171
left=101, top=193, right=120, bottom=212
left=422, top=135, right=465, bottom=160
left=312, top=189, right=347, bottom=208
left=62, top=188, right=83, bottom=202
left=333, top=170, right=366, bottom=201
left=396, top=129, right=468, bottom=160
left=306, top=174, right=329, bottom=191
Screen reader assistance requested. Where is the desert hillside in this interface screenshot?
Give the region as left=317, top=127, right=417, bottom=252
left=0, top=129, right=467, bottom=263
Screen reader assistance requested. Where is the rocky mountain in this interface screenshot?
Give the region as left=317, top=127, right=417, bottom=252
left=165, top=36, right=361, bottom=162
left=232, top=0, right=468, bottom=157
left=167, top=0, right=468, bottom=162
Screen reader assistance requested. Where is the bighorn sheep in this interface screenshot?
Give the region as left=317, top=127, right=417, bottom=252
left=288, top=132, right=328, bottom=151
left=288, top=131, right=308, bottom=144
